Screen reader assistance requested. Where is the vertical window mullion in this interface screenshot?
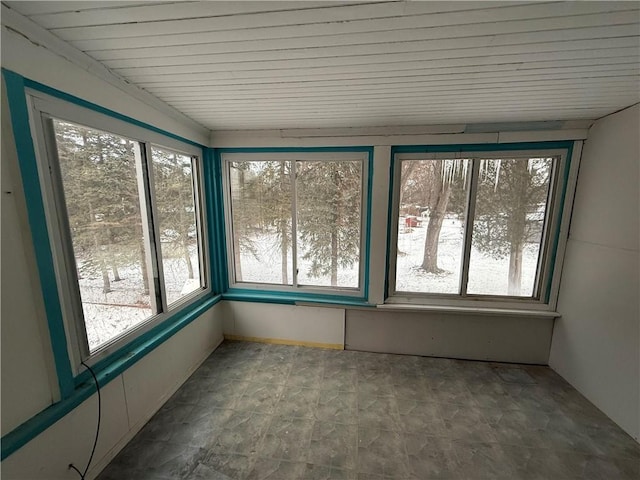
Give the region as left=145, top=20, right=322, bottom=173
left=41, top=115, right=92, bottom=364
left=459, top=158, right=480, bottom=296
left=291, top=160, right=299, bottom=288
left=191, top=156, right=208, bottom=290
left=532, top=157, right=559, bottom=300
left=135, top=142, right=165, bottom=314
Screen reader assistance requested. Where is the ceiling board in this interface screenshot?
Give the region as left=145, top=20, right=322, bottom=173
left=3, top=0, right=639, bottom=131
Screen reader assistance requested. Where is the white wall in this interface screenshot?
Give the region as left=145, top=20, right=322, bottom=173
left=1, top=79, right=58, bottom=434
left=0, top=29, right=225, bottom=478
left=549, top=104, right=640, bottom=441
left=0, top=102, right=225, bottom=477
left=1, top=305, right=224, bottom=480
left=223, top=301, right=345, bottom=348
left=346, top=309, right=554, bottom=364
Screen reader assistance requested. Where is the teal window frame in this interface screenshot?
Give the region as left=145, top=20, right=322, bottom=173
left=386, top=141, right=575, bottom=309
left=1, top=69, right=221, bottom=460
left=216, top=147, right=374, bottom=306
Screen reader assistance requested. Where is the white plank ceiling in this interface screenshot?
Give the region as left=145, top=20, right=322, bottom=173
left=4, top=1, right=640, bottom=131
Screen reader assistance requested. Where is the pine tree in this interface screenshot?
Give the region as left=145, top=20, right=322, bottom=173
left=472, top=157, right=552, bottom=295
left=296, top=161, right=361, bottom=286
left=152, top=148, right=199, bottom=283
left=53, top=121, right=147, bottom=296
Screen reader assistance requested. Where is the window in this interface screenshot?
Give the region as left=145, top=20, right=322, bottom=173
left=222, top=151, right=368, bottom=295
left=30, top=93, right=208, bottom=367
left=389, top=147, right=568, bottom=306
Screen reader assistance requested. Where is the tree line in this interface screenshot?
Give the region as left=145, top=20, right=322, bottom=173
left=54, top=120, right=198, bottom=298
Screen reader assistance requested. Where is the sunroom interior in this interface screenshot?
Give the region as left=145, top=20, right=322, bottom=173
left=1, top=1, right=638, bottom=479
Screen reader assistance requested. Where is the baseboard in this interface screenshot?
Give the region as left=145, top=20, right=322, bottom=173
left=224, top=334, right=343, bottom=350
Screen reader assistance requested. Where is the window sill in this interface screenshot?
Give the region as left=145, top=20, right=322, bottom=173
left=376, top=303, right=559, bottom=318
left=223, top=291, right=372, bottom=308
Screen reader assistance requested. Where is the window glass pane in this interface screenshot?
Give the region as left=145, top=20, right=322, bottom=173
left=52, top=119, right=153, bottom=353
left=296, top=160, right=362, bottom=288
left=395, top=159, right=470, bottom=294
left=151, top=146, right=202, bottom=305
left=467, top=157, right=554, bottom=297
left=229, top=160, right=293, bottom=285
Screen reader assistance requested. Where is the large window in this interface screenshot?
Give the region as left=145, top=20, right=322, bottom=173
left=222, top=151, right=368, bottom=295
left=389, top=148, right=566, bottom=306
left=30, top=94, right=208, bottom=365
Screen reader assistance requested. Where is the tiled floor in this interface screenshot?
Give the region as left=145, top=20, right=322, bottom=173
left=98, top=341, right=640, bottom=479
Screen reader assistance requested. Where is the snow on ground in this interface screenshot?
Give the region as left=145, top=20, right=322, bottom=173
left=238, top=233, right=358, bottom=288
left=79, top=244, right=200, bottom=352
left=81, top=219, right=541, bottom=352
left=396, top=216, right=540, bottom=296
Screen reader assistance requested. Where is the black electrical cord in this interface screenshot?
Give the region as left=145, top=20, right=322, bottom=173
left=68, top=362, right=101, bottom=480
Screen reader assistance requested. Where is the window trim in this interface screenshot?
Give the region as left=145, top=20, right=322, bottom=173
left=220, top=148, right=372, bottom=300
left=386, top=142, right=576, bottom=311
left=27, top=90, right=212, bottom=375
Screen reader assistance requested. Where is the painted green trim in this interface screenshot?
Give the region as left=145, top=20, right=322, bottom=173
left=2, top=69, right=75, bottom=398
left=211, top=149, right=229, bottom=293
left=202, top=148, right=218, bottom=294
left=544, top=142, right=574, bottom=302
left=362, top=147, right=374, bottom=300
left=215, top=146, right=374, bottom=301
left=1, top=68, right=220, bottom=459
left=386, top=141, right=575, bottom=301
left=384, top=148, right=397, bottom=300
left=0, top=295, right=222, bottom=461
left=223, top=290, right=372, bottom=307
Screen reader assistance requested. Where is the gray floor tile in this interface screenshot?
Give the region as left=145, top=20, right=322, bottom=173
left=315, top=390, right=357, bottom=424
left=259, top=416, right=314, bottom=462
left=357, top=427, right=411, bottom=478
left=212, top=411, right=272, bottom=455
left=97, top=341, right=640, bottom=480
left=308, top=421, right=357, bottom=470
left=302, top=464, right=357, bottom=480
left=245, top=457, right=308, bottom=480
left=191, top=451, right=256, bottom=480
left=404, top=433, right=458, bottom=479
left=276, top=386, right=320, bottom=419
left=357, top=395, right=402, bottom=430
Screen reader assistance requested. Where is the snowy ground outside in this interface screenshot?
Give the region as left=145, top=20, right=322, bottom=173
left=79, top=243, right=200, bottom=352
left=238, top=234, right=359, bottom=289
left=396, top=216, right=540, bottom=296
left=239, top=215, right=540, bottom=297
left=81, top=217, right=541, bottom=352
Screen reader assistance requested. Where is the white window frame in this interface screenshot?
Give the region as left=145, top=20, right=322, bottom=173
left=222, top=151, right=368, bottom=297
left=387, top=148, right=573, bottom=311
left=26, top=90, right=210, bottom=373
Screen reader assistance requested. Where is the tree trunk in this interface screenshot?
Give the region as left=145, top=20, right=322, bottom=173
left=233, top=230, right=243, bottom=282
left=330, top=165, right=341, bottom=286
left=140, top=240, right=149, bottom=295
left=398, top=161, right=418, bottom=212
left=234, top=168, right=244, bottom=281
left=330, top=229, right=338, bottom=286
left=280, top=216, right=288, bottom=284
left=507, top=160, right=528, bottom=295
left=508, top=242, right=523, bottom=295
left=183, top=240, right=194, bottom=279
left=94, top=235, right=111, bottom=294
left=280, top=162, right=289, bottom=284
left=421, top=183, right=452, bottom=273
left=112, top=265, right=121, bottom=282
